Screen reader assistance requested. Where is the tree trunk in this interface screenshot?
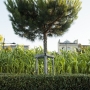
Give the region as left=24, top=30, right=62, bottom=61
left=44, top=32, right=47, bottom=54
left=43, top=32, right=47, bottom=74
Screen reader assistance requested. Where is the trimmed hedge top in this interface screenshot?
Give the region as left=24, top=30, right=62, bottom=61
left=0, top=74, right=90, bottom=90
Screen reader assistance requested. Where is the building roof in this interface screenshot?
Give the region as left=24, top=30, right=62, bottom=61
left=63, top=40, right=71, bottom=43
left=60, top=40, right=77, bottom=44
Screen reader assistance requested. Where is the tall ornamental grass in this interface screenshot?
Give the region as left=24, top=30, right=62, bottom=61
left=0, top=45, right=90, bottom=75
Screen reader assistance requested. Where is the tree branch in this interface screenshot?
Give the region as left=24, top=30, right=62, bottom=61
left=45, top=14, right=64, bottom=33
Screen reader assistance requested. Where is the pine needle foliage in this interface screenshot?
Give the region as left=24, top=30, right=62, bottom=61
left=4, top=0, right=81, bottom=41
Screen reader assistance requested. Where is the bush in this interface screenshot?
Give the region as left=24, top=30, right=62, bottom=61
left=0, top=74, right=90, bottom=90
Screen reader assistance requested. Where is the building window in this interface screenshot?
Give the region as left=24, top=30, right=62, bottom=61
left=62, top=47, right=64, bottom=49
left=62, top=47, right=65, bottom=50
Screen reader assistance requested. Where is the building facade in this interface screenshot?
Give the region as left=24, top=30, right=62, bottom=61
left=58, top=39, right=78, bottom=54
left=2, top=45, right=30, bottom=50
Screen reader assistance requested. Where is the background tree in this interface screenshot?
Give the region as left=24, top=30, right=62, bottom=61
left=0, top=35, right=4, bottom=50
left=5, top=0, right=81, bottom=74
left=0, top=35, right=3, bottom=43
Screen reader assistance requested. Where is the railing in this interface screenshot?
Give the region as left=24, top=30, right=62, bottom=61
left=0, top=38, right=16, bottom=49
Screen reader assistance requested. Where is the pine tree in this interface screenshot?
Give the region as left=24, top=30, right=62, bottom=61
left=5, top=0, right=81, bottom=74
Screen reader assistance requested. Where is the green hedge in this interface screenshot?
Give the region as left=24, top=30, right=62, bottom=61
left=0, top=74, right=90, bottom=90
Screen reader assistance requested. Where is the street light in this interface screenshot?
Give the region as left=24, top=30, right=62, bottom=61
left=1, top=38, right=16, bottom=49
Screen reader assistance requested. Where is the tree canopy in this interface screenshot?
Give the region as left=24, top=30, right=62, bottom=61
left=4, top=0, right=81, bottom=41
left=5, top=0, right=82, bottom=74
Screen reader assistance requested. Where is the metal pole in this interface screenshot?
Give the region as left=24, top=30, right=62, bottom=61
left=44, top=55, right=47, bottom=74
left=52, top=58, right=54, bottom=75
left=36, top=58, right=38, bottom=74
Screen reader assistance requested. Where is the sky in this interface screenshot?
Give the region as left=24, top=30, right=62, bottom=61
left=0, top=0, right=90, bottom=52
